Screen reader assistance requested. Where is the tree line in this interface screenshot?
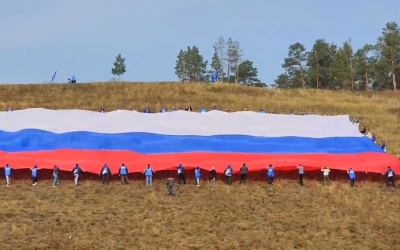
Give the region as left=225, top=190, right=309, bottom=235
left=274, top=21, right=400, bottom=90
left=174, top=37, right=264, bottom=86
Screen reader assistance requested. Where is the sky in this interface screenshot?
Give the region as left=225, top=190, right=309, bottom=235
left=0, top=0, right=399, bottom=85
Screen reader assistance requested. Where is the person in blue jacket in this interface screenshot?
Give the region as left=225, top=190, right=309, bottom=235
left=194, top=166, right=201, bottom=187
left=267, top=164, right=275, bottom=185
left=382, top=166, right=395, bottom=187
left=31, top=165, right=39, bottom=185
left=72, top=164, right=83, bottom=186
left=347, top=168, right=356, bottom=187
left=53, top=165, right=60, bottom=187
left=177, top=164, right=186, bottom=185
left=119, top=163, right=129, bottom=184
left=224, top=165, right=233, bottom=185
left=100, top=164, right=112, bottom=184
left=199, top=107, right=207, bottom=113
left=4, top=164, right=12, bottom=186
left=143, top=164, right=155, bottom=186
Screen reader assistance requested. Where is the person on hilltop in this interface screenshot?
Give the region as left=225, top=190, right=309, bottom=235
left=31, top=165, right=39, bottom=186
left=71, top=75, right=77, bottom=84
left=199, top=107, right=207, bottom=113
left=159, top=106, right=167, bottom=113
left=224, top=165, right=233, bottom=185
left=209, top=167, right=217, bottom=186
left=53, top=165, right=60, bottom=187
left=119, top=163, right=129, bottom=184
left=143, top=164, right=155, bottom=186
left=239, top=163, right=248, bottom=184
left=321, top=166, right=330, bottom=186
left=297, top=164, right=304, bottom=186
left=100, top=164, right=112, bottom=185
left=194, top=166, right=201, bottom=187
left=72, top=164, right=83, bottom=186
left=347, top=168, right=356, bottom=187
left=144, top=107, right=151, bottom=113
left=267, top=164, right=275, bottom=185
left=177, top=164, right=186, bottom=185
left=4, top=164, right=13, bottom=187
left=382, top=166, right=396, bottom=188
left=7, top=106, right=12, bottom=112
left=379, top=141, right=386, bottom=152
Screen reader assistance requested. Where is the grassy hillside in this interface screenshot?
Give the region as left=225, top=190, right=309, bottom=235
left=0, top=82, right=399, bottom=154
left=1, top=82, right=399, bottom=249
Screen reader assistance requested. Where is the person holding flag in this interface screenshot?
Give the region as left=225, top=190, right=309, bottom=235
left=383, top=166, right=396, bottom=187
left=194, top=166, right=201, bottom=187
left=31, top=165, right=39, bottom=185
left=143, top=164, right=155, bottom=186
left=100, top=164, right=112, bottom=184
left=347, top=168, right=356, bottom=187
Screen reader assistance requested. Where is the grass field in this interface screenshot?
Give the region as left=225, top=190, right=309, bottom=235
left=0, top=82, right=399, bottom=249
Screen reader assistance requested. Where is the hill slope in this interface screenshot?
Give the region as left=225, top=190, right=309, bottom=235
left=0, top=82, right=399, bottom=154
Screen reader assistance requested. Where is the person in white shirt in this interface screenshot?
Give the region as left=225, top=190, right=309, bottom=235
left=321, top=166, right=330, bottom=186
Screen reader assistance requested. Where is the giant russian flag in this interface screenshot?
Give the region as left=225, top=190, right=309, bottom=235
left=0, top=108, right=398, bottom=174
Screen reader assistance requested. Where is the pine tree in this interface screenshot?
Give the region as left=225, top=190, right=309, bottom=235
left=111, top=54, right=126, bottom=82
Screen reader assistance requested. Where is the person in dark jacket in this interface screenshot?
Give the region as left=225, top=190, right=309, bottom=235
left=119, top=163, right=129, bottom=184
left=209, top=167, right=217, bottom=186
left=167, top=177, right=175, bottom=195
left=383, top=166, right=395, bottom=187
left=239, top=163, right=248, bottom=184
left=297, top=164, right=304, bottom=186
left=100, top=164, right=112, bottom=184
left=177, top=164, right=186, bottom=185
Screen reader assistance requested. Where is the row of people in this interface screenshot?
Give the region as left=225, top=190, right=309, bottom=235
left=2, top=163, right=396, bottom=188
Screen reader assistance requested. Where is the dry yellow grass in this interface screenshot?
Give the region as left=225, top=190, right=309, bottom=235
left=0, top=82, right=399, bottom=249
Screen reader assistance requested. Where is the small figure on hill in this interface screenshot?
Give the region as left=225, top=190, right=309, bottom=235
left=244, top=108, right=248, bottom=111
left=7, top=106, right=12, bottom=112
left=372, top=133, right=377, bottom=143
left=99, top=107, right=105, bottom=113
left=194, top=166, right=201, bottom=187
left=119, top=163, right=129, bottom=184
left=267, top=164, right=275, bottom=185
left=72, top=164, right=83, bottom=186
left=167, top=177, right=175, bottom=195
left=209, top=167, right=217, bottom=186
left=31, top=165, right=39, bottom=185
left=199, top=107, right=207, bottom=113
left=383, top=166, right=396, bottom=188
left=360, top=126, right=366, bottom=134
left=259, top=109, right=265, bottom=113
left=347, top=168, right=356, bottom=187
left=144, top=107, right=151, bottom=113
left=71, top=75, right=77, bottom=84
left=100, top=164, right=112, bottom=184
left=297, top=164, right=304, bottom=186
left=321, top=166, right=330, bottom=186
left=188, top=106, right=192, bottom=111
left=4, top=164, right=12, bottom=187
left=380, top=141, right=386, bottom=152
left=239, top=163, right=248, bottom=184
left=53, top=165, right=60, bottom=187
left=171, top=107, right=176, bottom=111
left=177, top=164, right=186, bottom=185
left=143, top=164, right=155, bottom=186
left=224, top=165, right=233, bottom=185
left=212, top=105, right=218, bottom=110
left=302, top=111, right=306, bottom=115
left=160, top=106, right=167, bottom=113
left=290, top=111, right=295, bottom=115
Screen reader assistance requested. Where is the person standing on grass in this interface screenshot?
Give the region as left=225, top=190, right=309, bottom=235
left=267, top=164, right=275, bottom=185
left=4, top=164, right=12, bottom=186
left=347, top=168, right=356, bottom=187
left=119, top=163, right=129, bottom=184
left=143, top=164, right=155, bottom=186
left=209, top=167, right=217, bottom=186
left=53, top=165, right=60, bottom=187
left=100, top=164, right=112, bottom=184
left=167, top=177, right=175, bottom=195
left=382, top=166, right=396, bottom=187
left=297, top=164, right=304, bottom=186
left=224, top=165, right=233, bottom=185
left=239, top=163, right=248, bottom=184
left=321, top=166, right=330, bottom=186
left=194, top=166, right=201, bottom=186
left=31, top=165, right=39, bottom=185
left=177, top=164, right=186, bottom=185
left=72, top=164, right=83, bottom=186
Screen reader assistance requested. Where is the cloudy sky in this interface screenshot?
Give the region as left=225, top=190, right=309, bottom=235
left=0, top=0, right=398, bottom=84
